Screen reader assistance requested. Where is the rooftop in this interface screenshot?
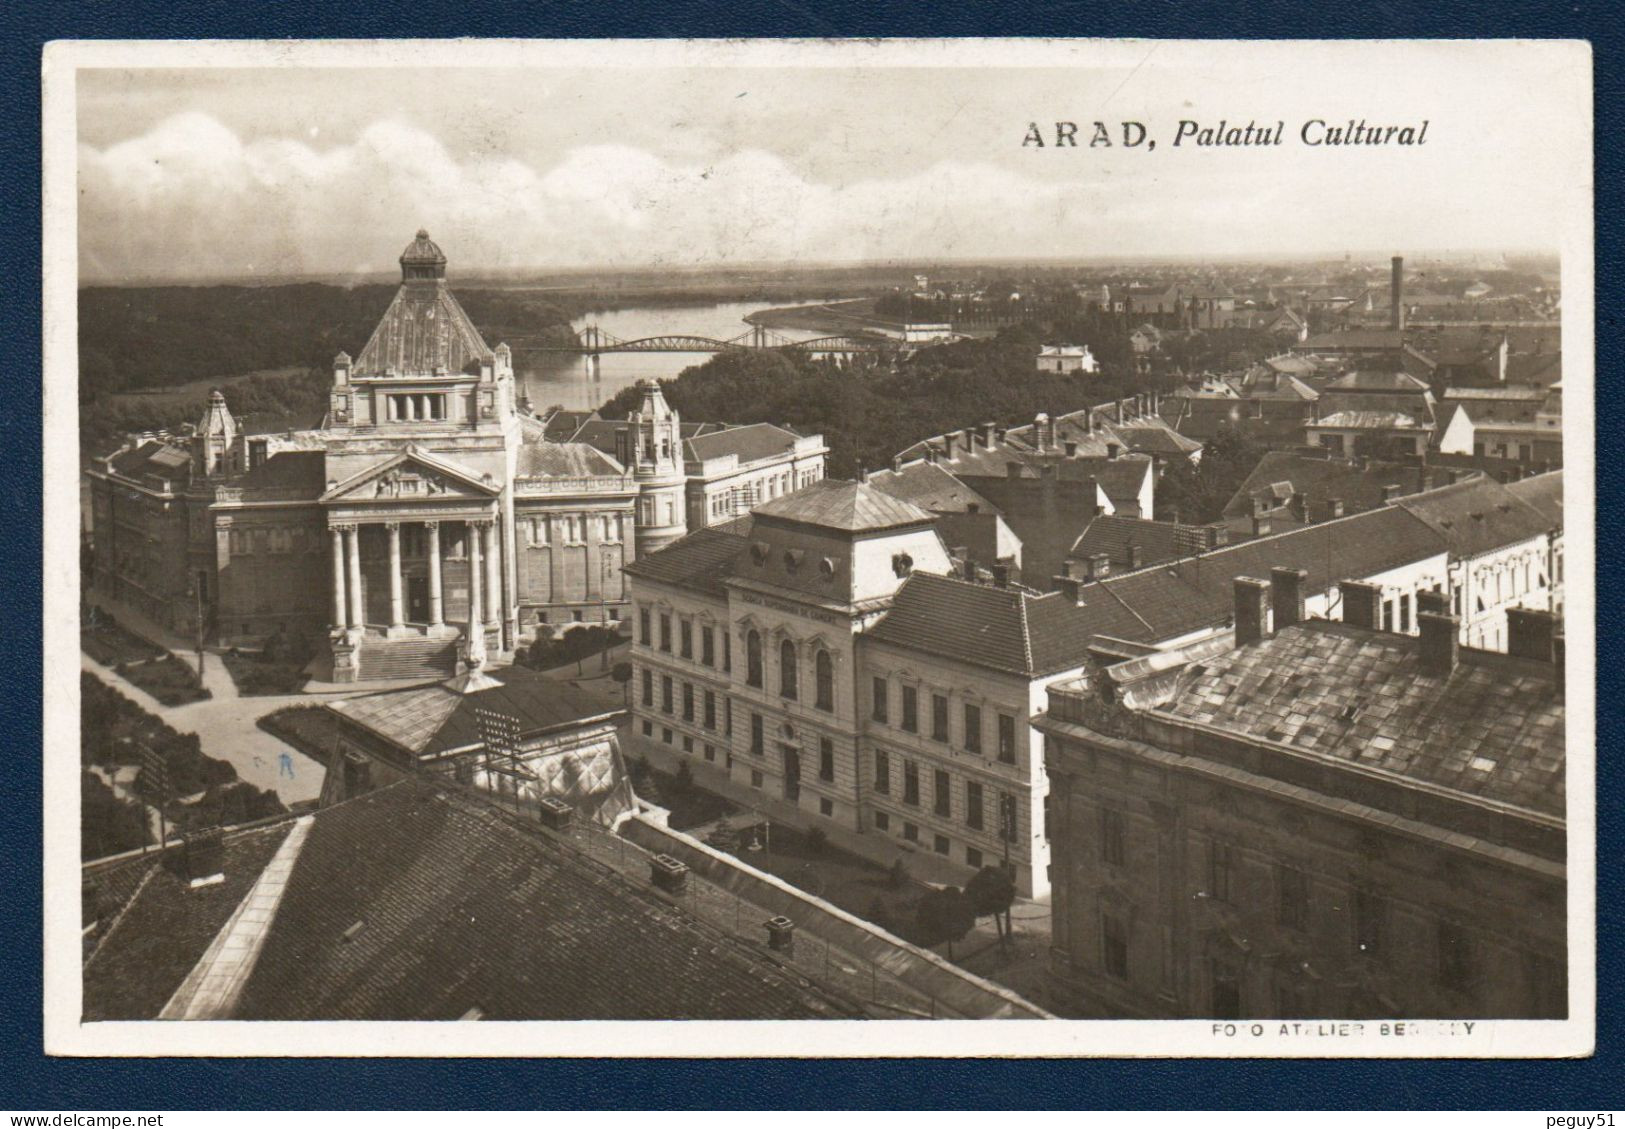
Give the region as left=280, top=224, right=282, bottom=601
left=752, top=478, right=934, bottom=533
left=1070, top=515, right=1219, bottom=570
left=1157, top=620, right=1564, bottom=817
left=352, top=232, right=494, bottom=378
left=685, top=421, right=810, bottom=465
left=1392, top=475, right=1556, bottom=556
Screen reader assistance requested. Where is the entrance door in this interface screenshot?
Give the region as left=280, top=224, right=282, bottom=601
left=407, top=575, right=430, bottom=623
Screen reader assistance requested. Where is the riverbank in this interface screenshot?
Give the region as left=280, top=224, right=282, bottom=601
left=745, top=297, right=902, bottom=337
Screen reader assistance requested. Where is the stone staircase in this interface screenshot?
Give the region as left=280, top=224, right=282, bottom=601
left=357, top=634, right=458, bottom=682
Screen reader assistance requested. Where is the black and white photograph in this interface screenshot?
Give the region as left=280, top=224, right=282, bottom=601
left=42, top=37, right=1593, bottom=1057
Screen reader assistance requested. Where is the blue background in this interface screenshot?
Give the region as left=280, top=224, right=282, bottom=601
left=2, top=0, right=1615, bottom=1110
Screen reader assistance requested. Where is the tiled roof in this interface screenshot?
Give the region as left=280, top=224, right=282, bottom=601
left=1392, top=475, right=1554, bottom=556
left=1325, top=370, right=1431, bottom=393
left=866, top=571, right=1147, bottom=677
left=1158, top=621, right=1564, bottom=816
left=353, top=279, right=493, bottom=378
left=1091, top=507, right=1447, bottom=641
left=329, top=665, right=620, bottom=758
left=107, top=440, right=190, bottom=482
left=82, top=822, right=296, bottom=1020
left=622, top=525, right=750, bottom=598
left=1070, top=515, right=1215, bottom=569
left=1222, top=452, right=1457, bottom=522
left=866, top=461, right=999, bottom=514
left=1297, top=329, right=1404, bottom=351
left=1505, top=471, right=1563, bottom=528
left=1443, top=386, right=1546, bottom=402
left=1312, top=410, right=1428, bottom=430
left=538, top=409, right=596, bottom=442
left=752, top=479, right=933, bottom=533
left=1114, top=423, right=1205, bottom=456
left=685, top=422, right=806, bottom=465
left=516, top=440, right=625, bottom=478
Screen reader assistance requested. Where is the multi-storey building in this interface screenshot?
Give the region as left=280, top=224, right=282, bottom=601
left=84, top=230, right=826, bottom=681
left=1035, top=573, right=1565, bottom=1020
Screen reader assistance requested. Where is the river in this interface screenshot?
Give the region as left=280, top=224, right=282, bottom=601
left=518, top=300, right=840, bottom=414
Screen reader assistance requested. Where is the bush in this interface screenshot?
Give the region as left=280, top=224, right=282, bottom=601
left=81, top=769, right=151, bottom=860
left=805, top=826, right=829, bottom=856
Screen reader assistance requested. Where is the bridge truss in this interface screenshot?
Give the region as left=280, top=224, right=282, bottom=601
left=519, top=324, right=897, bottom=355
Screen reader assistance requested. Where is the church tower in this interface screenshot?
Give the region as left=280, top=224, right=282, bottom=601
left=194, top=389, right=237, bottom=477
left=625, top=379, right=688, bottom=554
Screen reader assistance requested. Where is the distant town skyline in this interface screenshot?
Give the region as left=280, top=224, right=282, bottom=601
left=75, top=44, right=1583, bottom=282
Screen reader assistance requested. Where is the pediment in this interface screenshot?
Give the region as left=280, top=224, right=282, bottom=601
left=321, top=447, right=499, bottom=503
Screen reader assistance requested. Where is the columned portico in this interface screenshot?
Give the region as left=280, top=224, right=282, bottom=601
left=386, top=522, right=406, bottom=636
left=425, top=521, right=444, bottom=628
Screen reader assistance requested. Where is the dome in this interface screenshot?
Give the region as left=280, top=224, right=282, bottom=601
left=399, top=229, right=448, bottom=281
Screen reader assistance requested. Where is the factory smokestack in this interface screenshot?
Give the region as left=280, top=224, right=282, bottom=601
left=1391, top=255, right=1405, bottom=331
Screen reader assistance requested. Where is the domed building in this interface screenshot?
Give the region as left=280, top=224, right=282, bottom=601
left=85, top=231, right=827, bottom=682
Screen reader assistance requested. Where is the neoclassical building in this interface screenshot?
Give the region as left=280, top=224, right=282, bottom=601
left=85, top=231, right=825, bottom=681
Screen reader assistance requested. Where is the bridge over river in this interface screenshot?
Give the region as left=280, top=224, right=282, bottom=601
left=512, top=324, right=900, bottom=360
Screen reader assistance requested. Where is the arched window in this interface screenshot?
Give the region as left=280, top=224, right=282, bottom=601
left=746, top=630, right=763, bottom=688
left=815, top=650, right=834, bottom=712
left=780, top=639, right=799, bottom=700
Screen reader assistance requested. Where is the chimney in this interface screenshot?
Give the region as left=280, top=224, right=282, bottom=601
left=1034, top=412, right=1050, bottom=450
left=1063, top=558, right=1089, bottom=580
left=1233, top=577, right=1270, bottom=646
left=1341, top=580, right=1383, bottom=630
left=1270, top=567, right=1308, bottom=631
left=1087, top=553, right=1111, bottom=580
left=1251, top=514, right=1272, bottom=537
left=1055, top=575, right=1086, bottom=604
left=1390, top=255, right=1405, bottom=331
left=1417, top=588, right=1450, bottom=616
left=994, top=425, right=1008, bottom=445
left=1417, top=611, right=1458, bottom=676
left=1326, top=497, right=1345, bottom=520
left=1506, top=607, right=1558, bottom=662
left=1006, top=461, right=1024, bottom=479
left=1205, top=523, right=1229, bottom=548
left=1381, top=484, right=1402, bottom=502
left=1289, top=492, right=1308, bottom=522
left=990, top=563, right=1010, bottom=588
left=891, top=455, right=903, bottom=473
left=177, top=828, right=226, bottom=888
left=982, top=421, right=997, bottom=447
left=1106, top=442, right=1121, bottom=460
left=1127, top=544, right=1143, bottom=568
left=942, top=433, right=956, bottom=461
left=923, top=445, right=937, bottom=464
left=1064, top=440, right=1078, bottom=457
left=1083, top=410, right=1094, bottom=434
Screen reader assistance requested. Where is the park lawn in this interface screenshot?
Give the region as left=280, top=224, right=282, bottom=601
left=116, top=654, right=211, bottom=707
left=81, top=619, right=166, bottom=668
left=221, top=650, right=310, bottom=696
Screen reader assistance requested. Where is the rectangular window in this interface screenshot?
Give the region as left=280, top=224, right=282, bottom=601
left=682, top=682, right=694, bottom=723
left=660, top=676, right=673, bottom=715
left=998, top=713, right=1017, bottom=763
left=819, top=738, right=835, bottom=782
left=1354, top=888, right=1385, bottom=955
left=874, top=811, right=890, bottom=831
left=659, top=614, right=672, bottom=653
left=641, top=719, right=652, bottom=737
left=931, top=694, right=950, bottom=742
left=679, top=618, right=693, bottom=659
left=966, top=847, right=983, bottom=869
left=872, top=677, right=889, bottom=723
left=1100, top=807, right=1125, bottom=867
left=1209, top=840, right=1233, bottom=902
left=723, top=631, right=732, bottom=673
left=1399, top=592, right=1413, bottom=634
left=701, top=626, right=714, bottom=666
left=1438, top=921, right=1476, bottom=995
left=682, top=735, right=693, bottom=753
left=903, top=821, right=919, bottom=843
left=903, top=760, right=920, bottom=806
left=703, top=743, right=715, bottom=762
left=874, top=750, right=890, bottom=794
left=934, top=769, right=952, bottom=817
left=820, top=798, right=833, bottom=817
left=638, top=609, right=651, bottom=645
left=901, top=686, right=918, bottom=733
left=641, top=668, right=652, bottom=707
left=965, top=781, right=984, bottom=830
left=1278, top=866, right=1309, bottom=931
left=934, top=834, right=950, bottom=856
left=750, top=712, right=764, bottom=756
left=704, top=690, right=716, bottom=730
left=724, top=698, right=732, bottom=737
left=751, top=769, right=763, bottom=789
left=661, top=727, right=672, bottom=745
left=963, top=704, right=982, bottom=753
left=1102, top=913, right=1129, bottom=980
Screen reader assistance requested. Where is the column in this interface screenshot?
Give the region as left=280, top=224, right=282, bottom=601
left=483, top=518, right=501, bottom=629
left=425, top=521, right=444, bottom=628
left=386, top=522, right=404, bottom=632
left=467, top=521, right=484, bottom=634
left=345, top=525, right=364, bottom=628
left=330, top=526, right=347, bottom=628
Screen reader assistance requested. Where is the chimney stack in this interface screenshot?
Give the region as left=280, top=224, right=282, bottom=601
left=891, top=455, right=903, bottom=473
left=1506, top=607, right=1558, bottom=662
left=1289, top=492, right=1308, bottom=522
left=1062, top=558, right=1089, bottom=581
left=1381, top=484, right=1402, bottom=502
left=1106, top=442, right=1121, bottom=460
left=1127, top=544, right=1143, bottom=568
left=982, top=421, right=998, bottom=447
left=1417, top=588, right=1450, bottom=617
left=1251, top=514, right=1272, bottom=537
left=176, top=828, right=226, bottom=888
left=1064, top=440, right=1079, bottom=457
left=1033, top=413, right=1050, bottom=451
left=942, top=433, right=956, bottom=461
left=1326, top=497, right=1345, bottom=520
left=1417, top=611, right=1459, bottom=676
left=1270, top=567, right=1308, bottom=631
left=1205, top=523, right=1229, bottom=548
left=1055, top=575, right=1086, bottom=604
left=1390, top=255, right=1405, bottom=332
left=1087, top=553, right=1111, bottom=580
left=1341, top=580, right=1383, bottom=630
left=991, top=563, right=1010, bottom=588
left=1233, top=577, right=1270, bottom=646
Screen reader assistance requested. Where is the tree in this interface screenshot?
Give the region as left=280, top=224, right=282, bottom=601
left=611, top=661, right=633, bottom=707
left=914, top=885, right=978, bottom=958
left=964, top=864, right=1018, bottom=946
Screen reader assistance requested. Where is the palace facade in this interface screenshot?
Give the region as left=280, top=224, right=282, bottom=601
left=85, top=231, right=825, bottom=681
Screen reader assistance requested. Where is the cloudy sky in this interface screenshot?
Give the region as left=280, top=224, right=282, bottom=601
left=74, top=42, right=1587, bottom=282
